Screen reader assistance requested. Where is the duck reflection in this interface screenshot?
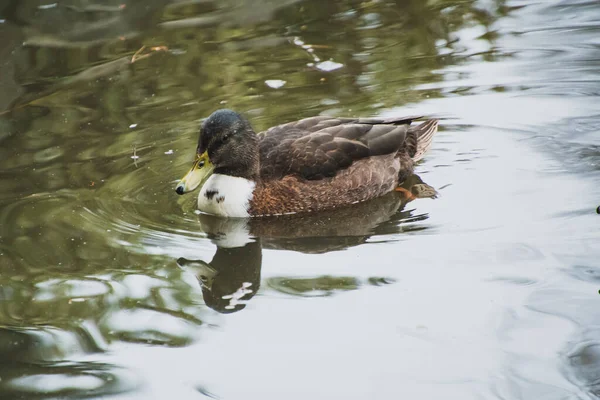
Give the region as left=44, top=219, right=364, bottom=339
left=177, top=239, right=262, bottom=314
left=177, top=174, right=437, bottom=314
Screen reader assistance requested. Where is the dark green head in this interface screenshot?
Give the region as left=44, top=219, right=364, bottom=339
left=198, top=109, right=259, bottom=178
left=176, top=109, right=259, bottom=195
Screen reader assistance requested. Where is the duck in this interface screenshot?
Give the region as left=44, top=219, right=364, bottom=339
left=175, top=109, right=438, bottom=217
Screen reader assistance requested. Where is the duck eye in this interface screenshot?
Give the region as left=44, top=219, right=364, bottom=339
left=198, top=160, right=205, bottom=167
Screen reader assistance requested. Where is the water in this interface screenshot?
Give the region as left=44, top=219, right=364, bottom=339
left=0, top=0, right=599, bottom=399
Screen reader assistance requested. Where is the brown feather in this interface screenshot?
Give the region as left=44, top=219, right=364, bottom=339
left=249, top=115, right=438, bottom=215
left=258, top=116, right=417, bottom=181
left=249, top=155, right=402, bottom=216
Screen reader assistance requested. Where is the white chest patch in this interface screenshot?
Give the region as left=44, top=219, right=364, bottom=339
left=197, top=174, right=255, bottom=218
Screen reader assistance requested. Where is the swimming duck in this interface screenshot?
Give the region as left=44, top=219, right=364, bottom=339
left=175, top=109, right=438, bottom=217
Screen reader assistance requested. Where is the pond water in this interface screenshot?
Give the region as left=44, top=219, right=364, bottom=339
left=1, top=0, right=599, bottom=399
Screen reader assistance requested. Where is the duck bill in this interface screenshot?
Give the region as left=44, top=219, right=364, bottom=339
left=175, top=152, right=214, bottom=195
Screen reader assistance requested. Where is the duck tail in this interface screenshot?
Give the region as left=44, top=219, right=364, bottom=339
left=406, top=119, right=438, bottom=162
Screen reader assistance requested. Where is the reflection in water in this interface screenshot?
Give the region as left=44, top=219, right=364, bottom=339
left=178, top=175, right=436, bottom=313
left=178, top=241, right=262, bottom=314
left=0, top=359, right=140, bottom=400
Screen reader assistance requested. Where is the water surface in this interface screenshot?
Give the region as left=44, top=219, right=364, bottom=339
left=0, top=0, right=599, bottom=399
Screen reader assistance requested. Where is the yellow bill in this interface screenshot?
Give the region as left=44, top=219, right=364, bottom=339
left=175, top=151, right=214, bottom=195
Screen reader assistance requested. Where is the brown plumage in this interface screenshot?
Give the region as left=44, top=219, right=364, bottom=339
left=249, top=115, right=438, bottom=216
left=176, top=109, right=438, bottom=217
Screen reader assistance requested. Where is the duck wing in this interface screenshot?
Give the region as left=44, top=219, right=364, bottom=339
left=258, top=115, right=420, bottom=181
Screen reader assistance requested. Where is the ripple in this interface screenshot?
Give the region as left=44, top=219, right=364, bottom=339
left=0, top=277, right=112, bottom=329
left=10, top=374, right=105, bottom=393
left=267, top=276, right=359, bottom=297
left=567, top=265, right=600, bottom=283
left=33, top=146, right=64, bottom=164
left=266, top=275, right=395, bottom=298
left=80, top=197, right=213, bottom=259
left=0, top=362, right=140, bottom=399
left=568, top=341, right=600, bottom=396
left=488, top=276, right=538, bottom=286
left=495, top=243, right=545, bottom=263
left=105, top=309, right=200, bottom=347
left=34, top=279, right=110, bottom=301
